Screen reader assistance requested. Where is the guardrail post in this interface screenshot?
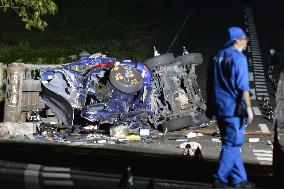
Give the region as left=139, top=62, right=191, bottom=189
left=4, top=63, right=24, bottom=122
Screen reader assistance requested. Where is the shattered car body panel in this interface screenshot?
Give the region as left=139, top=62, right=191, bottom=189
left=40, top=54, right=152, bottom=127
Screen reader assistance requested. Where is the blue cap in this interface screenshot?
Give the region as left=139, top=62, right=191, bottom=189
left=224, top=27, right=246, bottom=46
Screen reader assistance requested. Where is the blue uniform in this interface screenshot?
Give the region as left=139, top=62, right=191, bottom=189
left=207, top=46, right=250, bottom=185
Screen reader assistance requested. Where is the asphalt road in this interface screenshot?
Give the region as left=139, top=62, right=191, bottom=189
left=1, top=0, right=284, bottom=188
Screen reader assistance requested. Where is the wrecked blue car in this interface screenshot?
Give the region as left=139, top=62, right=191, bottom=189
left=40, top=53, right=152, bottom=128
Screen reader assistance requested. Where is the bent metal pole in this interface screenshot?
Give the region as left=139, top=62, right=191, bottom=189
left=4, top=63, right=24, bottom=122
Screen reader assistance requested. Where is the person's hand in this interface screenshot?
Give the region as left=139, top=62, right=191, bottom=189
left=246, top=107, right=253, bottom=125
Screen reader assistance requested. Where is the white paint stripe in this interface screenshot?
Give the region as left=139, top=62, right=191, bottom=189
left=254, top=68, right=264, bottom=71
left=42, top=173, right=71, bottom=178
left=259, top=124, right=270, bottom=133
left=254, top=79, right=265, bottom=82
left=254, top=72, right=264, bottom=75
left=257, top=92, right=269, bottom=96
left=43, top=167, right=71, bottom=172
left=253, top=65, right=264, bottom=68
left=249, top=35, right=257, bottom=38
left=251, top=44, right=259, bottom=47
left=249, top=31, right=257, bottom=33
left=255, top=82, right=266, bottom=85
left=24, top=164, right=41, bottom=189
left=260, top=161, right=272, bottom=165
left=252, top=107, right=262, bottom=115
left=245, top=21, right=248, bottom=25
left=255, top=85, right=267, bottom=89
left=256, top=157, right=272, bottom=161
left=44, top=180, right=74, bottom=186
left=255, top=81, right=266, bottom=84
left=256, top=88, right=267, bottom=92
left=249, top=72, right=254, bottom=81
left=254, top=75, right=265, bottom=78
left=253, top=149, right=273, bottom=153
left=254, top=71, right=264, bottom=74
left=250, top=89, right=256, bottom=100
left=255, top=153, right=273, bottom=157
left=167, top=6, right=193, bottom=52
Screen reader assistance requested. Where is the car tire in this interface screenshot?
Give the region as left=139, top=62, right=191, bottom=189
left=143, top=53, right=174, bottom=69
left=161, top=115, right=194, bottom=132
left=176, top=53, right=203, bottom=66
left=109, top=65, right=144, bottom=93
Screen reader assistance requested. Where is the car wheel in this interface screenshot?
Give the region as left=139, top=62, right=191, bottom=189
left=109, top=65, right=144, bottom=93
left=143, top=53, right=174, bottom=69
left=176, top=53, right=203, bottom=66
left=161, top=115, right=194, bottom=132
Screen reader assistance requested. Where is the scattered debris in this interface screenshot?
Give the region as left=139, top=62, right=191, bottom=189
left=126, top=135, right=141, bottom=141
left=110, top=125, right=129, bottom=139
left=212, top=138, right=221, bottom=143
left=249, top=138, right=260, bottom=143
left=176, top=138, right=189, bottom=142
left=0, top=122, right=37, bottom=139
left=181, top=142, right=202, bottom=158
left=140, top=129, right=150, bottom=136
left=180, top=141, right=201, bottom=149
left=186, top=132, right=203, bottom=138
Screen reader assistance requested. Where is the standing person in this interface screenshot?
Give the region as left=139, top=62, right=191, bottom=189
left=206, top=27, right=254, bottom=188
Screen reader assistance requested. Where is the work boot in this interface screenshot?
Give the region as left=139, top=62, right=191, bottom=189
left=232, top=181, right=255, bottom=188
left=212, top=180, right=229, bottom=188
